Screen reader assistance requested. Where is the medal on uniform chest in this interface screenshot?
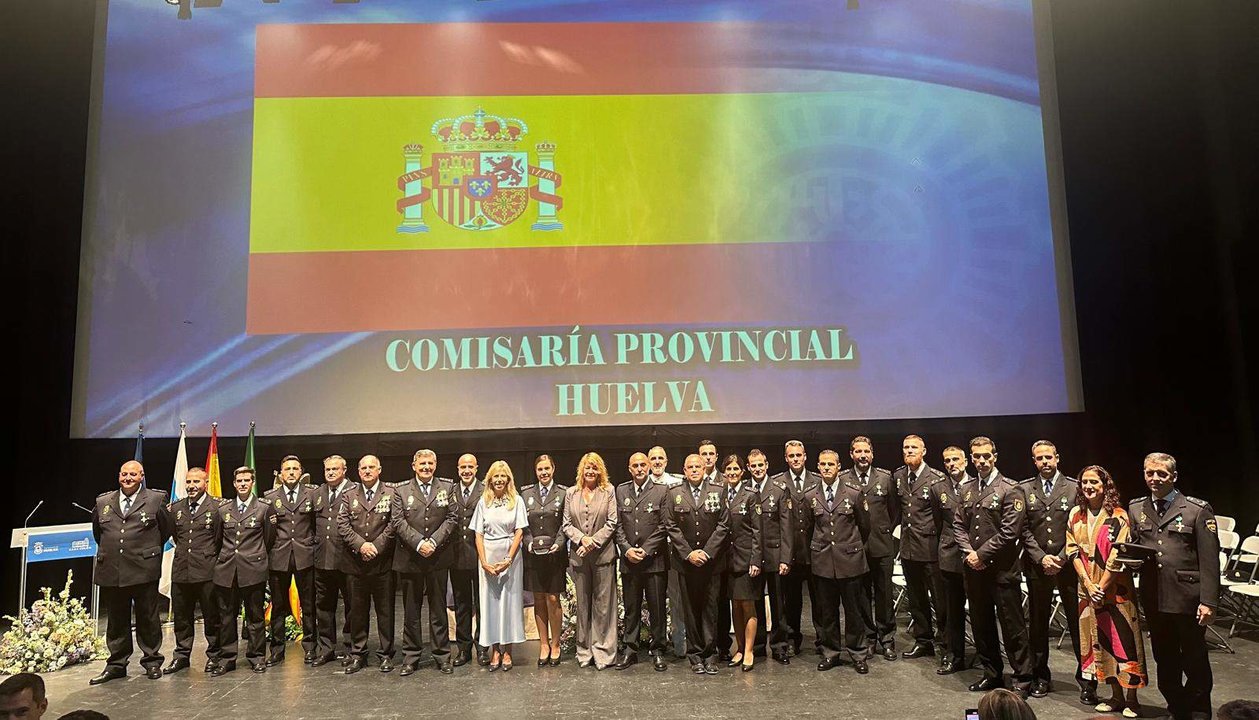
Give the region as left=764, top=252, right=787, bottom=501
left=754, top=504, right=762, bottom=515
left=989, top=496, right=999, bottom=510
left=767, top=497, right=776, bottom=510
left=376, top=496, right=391, bottom=513
left=874, top=484, right=885, bottom=496
left=139, top=511, right=149, bottom=523
left=646, top=502, right=654, bottom=513
left=225, top=512, right=233, bottom=522
left=436, top=490, right=449, bottom=507
left=738, top=503, right=748, bottom=515
left=940, top=492, right=949, bottom=503
left=1059, top=497, right=1069, bottom=511
left=811, top=497, right=818, bottom=509
left=964, top=490, right=973, bottom=502
left=102, top=505, right=111, bottom=516
left=623, top=497, right=631, bottom=507
left=352, top=499, right=359, bottom=509
left=316, top=495, right=323, bottom=508
left=674, top=494, right=682, bottom=505
left=248, top=516, right=257, bottom=528
left=705, top=492, right=720, bottom=512
left=275, top=498, right=283, bottom=509
left=1140, top=511, right=1148, bottom=524
left=1029, top=493, right=1038, bottom=506
left=304, top=501, right=312, bottom=511
left=528, top=496, right=535, bottom=507
left=843, top=497, right=852, bottom=511
left=205, top=514, right=212, bottom=525
left=921, top=486, right=930, bottom=499
left=176, top=510, right=183, bottom=520
left=1174, top=515, right=1186, bottom=532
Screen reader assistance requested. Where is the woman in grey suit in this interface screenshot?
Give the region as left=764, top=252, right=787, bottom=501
left=561, top=452, right=620, bottom=670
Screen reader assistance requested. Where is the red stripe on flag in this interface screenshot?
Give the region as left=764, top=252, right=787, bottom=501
left=246, top=244, right=795, bottom=334
left=255, top=22, right=786, bottom=98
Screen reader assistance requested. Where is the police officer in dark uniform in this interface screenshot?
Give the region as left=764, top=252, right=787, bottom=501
left=164, top=466, right=224, bottom=675
left=212, top=466, right=276, bottom=675
left=895, top=434, right=949, bottom=661
left=449, top=453, right=486, bottom=666
left=337, top=454, right=397, bottom=674
left=749, top=448, right=793, bottom=663
left=89, top=460, right=173, bottom=685
left=664, top=453, right=731, bottom=675
left=390, top=449, right=460, bottom=676
left=312, top=454, right=354, bottom=667
left=263, top=455, right=319, bottom=665
left=772, top=439, right=822, bottom=657
left=1019, top=440, right=1090, bottom=701
left=841, top=436, right=900, bottom=661
left=1129, top=452, right=1220, bottom=720
left=954, top=437, right=1032, bottom=698
left=614, top=452, right=669, bottom=671
left=807, top=450, right=874, bottom=675
left=931, top=446, right=970, bottom=674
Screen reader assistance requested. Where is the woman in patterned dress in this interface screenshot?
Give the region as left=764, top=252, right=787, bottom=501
left=1066, top=465, right=1147, bottom=717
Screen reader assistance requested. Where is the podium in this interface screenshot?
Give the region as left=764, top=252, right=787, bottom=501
left=9, top=522, right=99, bottom=618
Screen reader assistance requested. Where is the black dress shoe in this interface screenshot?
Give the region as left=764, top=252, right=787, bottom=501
left=692, top=662, right=706, bottom=674
left=252, top=664, right=267, bottom=673
left=379, top=658, right=394, bottom=673
left=1030, top=679, right=1050, bottom=698
left=548, top=657, right=562, bottom=667
left=937, top=658, right=964, bottom=675
left=1015, top=686, right=1030, bottom=701
left=718, top=651, right=733, bottom=663
left=311, top=653, right=336, bottom=667
left=89, top=668, right=126, bottom=685
left=1079, top=687, right=1100, bottom=705
left=653, top=655, right=667, bottom=671
left=340, top=655, right=352, bottom=667
left=854, top=659, right=869, bottom=674
left=817, top=657, right=840, bottom=672
left=265, top=655, right=284, bottom=667
left=146, top=666, right=163, bottom=680
left=162, top=658, right=190, bottom=675
left=772, top=651, right=790, bottom=665
left=902, top=643, right=934, bottom=659
left=453, top=651, right=470, bottom=667
left=399, top=662, right=418, bottom=676
left=211, top=663, right=236, bottom=677
left=304, top=652, right=316, bottom=664
left=703, top=660, right=718, bottom=675
left=615, top=654, right=639, bottom=670
left=438, top=662, right=454, bottom=674
left=204, top=660, right=220, bottom=673
left=344, top=658, right=366, bottom=675
left=969, top=678, right=1005, bottom=692
left=882, top=646, right=897, bottom=661
left=477, top=650, right=491, bottom=667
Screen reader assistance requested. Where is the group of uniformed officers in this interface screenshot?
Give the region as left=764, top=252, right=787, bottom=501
left=88, top=436, right=1220, bottom=720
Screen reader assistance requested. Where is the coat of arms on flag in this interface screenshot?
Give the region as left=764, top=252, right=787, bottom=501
left=395, top=108, right=563, bottom=233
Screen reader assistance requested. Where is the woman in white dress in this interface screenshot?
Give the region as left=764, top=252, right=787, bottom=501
left=472, top=460, right=528, bottom=671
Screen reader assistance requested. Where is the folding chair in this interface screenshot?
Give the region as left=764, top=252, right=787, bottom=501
left=1218, top=529, right=1241, bottom=576
left=1227, top=538, right=1259, bottom=638
left=1214, top=515, right=1236, bottom=533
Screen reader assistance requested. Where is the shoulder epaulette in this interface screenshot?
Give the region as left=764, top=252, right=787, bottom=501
left=894, top=465, right=908, bottom=473
left=843, top=481, right=862, bottom=493
left=520, top=484, right=536, bottom=492
left=1184, top=496, right=1208, bottom=508
left=1128, top=497, right=1148, bottom=508
left=774, top=479, right=787, bottom=490
left=97, top=490, right=114, bottom=498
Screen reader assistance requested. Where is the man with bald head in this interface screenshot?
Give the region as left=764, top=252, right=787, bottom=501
left=165, top=466, right=224, bottom=674
left=449, top=452, right=486, bottom=666
left=337, top=455, right=398, bottom=673
left=90, top=460, right=173, bottom=685
left=615, top=452, right=670, bottom=670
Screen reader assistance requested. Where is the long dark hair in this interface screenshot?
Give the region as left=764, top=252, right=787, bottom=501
left=1076, top=464, right=1121, bottom=514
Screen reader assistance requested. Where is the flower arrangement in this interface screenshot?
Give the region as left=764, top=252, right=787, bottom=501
left=0, top=571, right=105, bottom=674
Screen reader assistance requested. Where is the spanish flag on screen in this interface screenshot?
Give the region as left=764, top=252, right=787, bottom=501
left=246, top=22, right=835, bottom=335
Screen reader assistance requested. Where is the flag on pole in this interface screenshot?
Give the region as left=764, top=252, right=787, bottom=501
left=244, top=421, right=257, bottom=498
left=206, top=422, right=222, bottom=498
left=159, top=423, right=189, bottom=598
left=134, top=423, right=145, bottom=486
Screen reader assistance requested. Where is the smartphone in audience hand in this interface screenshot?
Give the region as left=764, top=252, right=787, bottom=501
left=965, top=709, right=980, bottom=720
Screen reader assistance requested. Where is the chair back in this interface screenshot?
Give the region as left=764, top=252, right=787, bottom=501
left=1215, top=515, right=1236, bottom=532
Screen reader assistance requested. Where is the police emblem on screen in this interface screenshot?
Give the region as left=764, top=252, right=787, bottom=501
left=395, top=108, right=563, bottom=233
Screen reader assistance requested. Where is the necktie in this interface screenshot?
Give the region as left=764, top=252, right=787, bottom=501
left=421, top=483, right=429, bottom=498
left=1044, top=479, right=1053, bottom=497
left=1155, top=498, right=1167, bottom=516
left=692, top=486, right=701, bottom=504
left=189, top=500, right=198, bottom=516
left=634, top=484, right=641, bottom=499
left=727, top=487, right=736, bottom=504
left=860, top=473, right=869, bottom=487
left=465, top=486, right=472, bottom=502
left=121, top=495, right=132, bottom=516
left=238, top=501, right=246, bottom=514
left=795, top=476, right=803, bottom=494
left=288, top=488, right=296, bottom=505
left=825, top=485, right=835, bottom=509
left=366, top=488, right=374, bottom=505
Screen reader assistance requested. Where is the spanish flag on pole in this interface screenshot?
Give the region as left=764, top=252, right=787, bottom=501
left=205, top=422, right=222, bottom=498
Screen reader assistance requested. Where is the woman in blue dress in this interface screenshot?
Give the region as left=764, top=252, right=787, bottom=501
left=472, top=460, right=528, bottom=671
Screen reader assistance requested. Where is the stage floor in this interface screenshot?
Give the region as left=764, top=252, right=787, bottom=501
left=38, top=617, right=1259, bottom=719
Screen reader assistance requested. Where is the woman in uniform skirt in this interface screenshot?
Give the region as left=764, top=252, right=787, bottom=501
left=722, top=454, right=763, bottom=671
left=472, top=460, right=528, bottom=671
left=521, top=454, right=567, bottom=666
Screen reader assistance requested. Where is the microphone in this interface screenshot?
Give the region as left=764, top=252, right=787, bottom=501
left=24, top=500, right=44, bottom=528
left=71, top=502, right=93, bottom=515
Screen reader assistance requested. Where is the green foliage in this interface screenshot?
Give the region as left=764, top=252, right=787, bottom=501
left=0, top=571, right=105, bottom=674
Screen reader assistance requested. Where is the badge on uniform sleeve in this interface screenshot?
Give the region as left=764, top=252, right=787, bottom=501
left=1014, top=499, right=1024, bottom=513
left=1206, top=518, right=1217, bottom=533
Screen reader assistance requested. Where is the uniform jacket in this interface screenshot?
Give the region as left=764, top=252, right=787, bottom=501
left=723, top=483, right=763, bottom=573
left=842, top=467, right=899, bottom=558
left=613, top=480, right=668, bottom=574
left=451, top=480, right=483, bottom=570
left=1019, top=474, right=1079, bottom=576
left=663, top=480, right=731, bottom=572
left=314, top=480, right=353, bottom=571
left=212, top=497, right=276, bottom=588
left=92, top=487, right=173, bottom=587
left=802, top=481, right=870, bottom=580
left=1129, top=493, right=1221, bottom=613
left=168, top=494, right=224, bottom=583
left=952, top=473, right=1025, bottom=583
left=896, top=464, right=948, bottom=563
left=521, top=482, right=568, bottom=560
left=754, top=477, right=794, bottom=567
left=263, top=482, right=319, bottom=572
left=562, top=484, right=619, bottom=567
left=929, top=475, right=966, bottom=574
left=390, top=477, right=459, bottom=573
left=772, top=470, right=822, bottom=566
left=336, top=482, right=397, bottom=576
